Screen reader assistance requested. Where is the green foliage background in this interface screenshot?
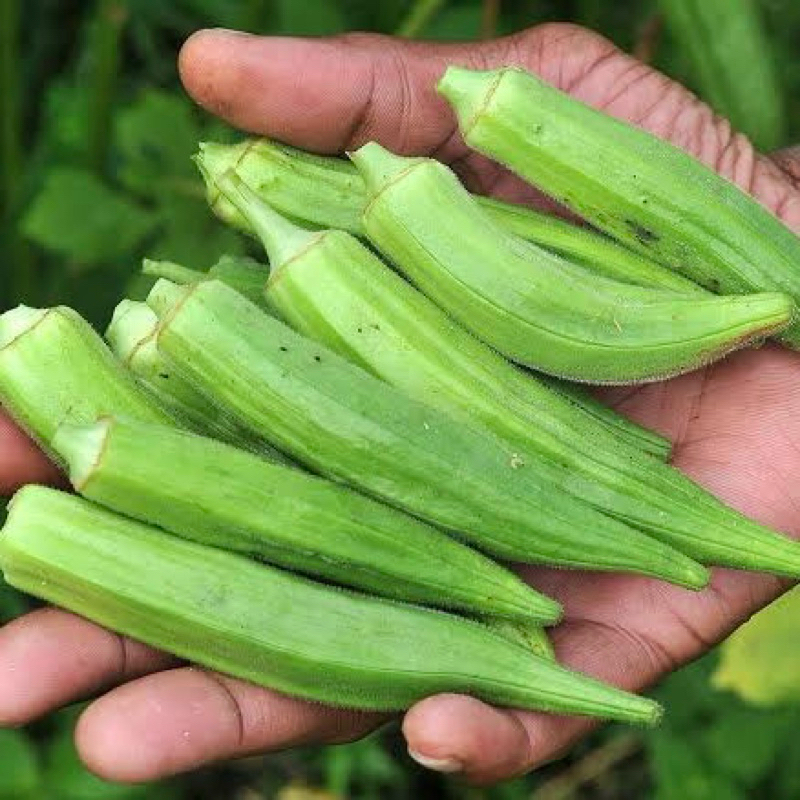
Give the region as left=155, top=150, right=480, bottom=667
left=1, top=1, right=800, bottom=797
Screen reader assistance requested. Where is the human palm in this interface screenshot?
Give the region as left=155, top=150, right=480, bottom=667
left=2, top=22, right=800, bottom=786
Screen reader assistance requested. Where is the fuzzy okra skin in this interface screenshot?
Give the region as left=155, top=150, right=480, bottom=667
left=438, top=66, right=800, bottom=348
left=196, top=144, right=679, bottom=456
left=352, top=143, right=793, bottom=384
left=197, top=138, right=701, bottom=294
left=0, top=486, right=660, bottom=722
left=538, top=377, right=671, bottom=461
left=144, top=255, right=272, bottom=310
left=105, top=300, right=289, bottom=465
left=53, top=417, right=561, bottom=623
left=147, top=277, right=708, bottom=588
left=230, top=191, right=800, bottom=578
left=477, top=196, right=704, bottom=294
left=0, top=305, right=171, bottom=459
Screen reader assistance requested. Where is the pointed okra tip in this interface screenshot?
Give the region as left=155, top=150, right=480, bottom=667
left=51, top=417, right=113, bottom=491
left=348, top=142, right=427, bottom=197
left=213, top=169, right=320, bottom=267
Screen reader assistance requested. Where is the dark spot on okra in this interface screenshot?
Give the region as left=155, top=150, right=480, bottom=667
left=279, top=346, right=288, bottom=352
left=158, top=373, right=170, bottom=380
left=624, top=219, right=660, bottom=245
left=314, top=355, right=322, bottom=363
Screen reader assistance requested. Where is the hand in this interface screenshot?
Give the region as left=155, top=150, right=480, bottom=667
left=2, top=22, right=800, bottom=786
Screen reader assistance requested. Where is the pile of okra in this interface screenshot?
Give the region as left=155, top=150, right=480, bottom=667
left=2, top=65, right=800, bottom=728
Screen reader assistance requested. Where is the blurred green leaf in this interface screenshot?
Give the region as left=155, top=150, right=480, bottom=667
left=276, top=0, right=347, bottom=35
left=40, top=82, right=92, bottom=164
left=714, top=588, right=800, bottom=706
left=649, top=732, right=746, bottom=800
left=0, top=729, right=39, bottom=799
left=44, top=726, right=177, bottom=800
left=22, top=167, right=156, bottom=266
left=146, top=191, right=247, bottom=268
left=420, top=5, right=482, bottom=40
left=115, top=90, right=200, bottom=195
left=701, top=707, right=791, bottom=785
left=0, top=579, right=27, bottom=624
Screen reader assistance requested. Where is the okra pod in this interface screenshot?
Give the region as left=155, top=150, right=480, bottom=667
left=0, top=486, right=661, bottom=722
left=196, top=141, right=681, bottom=454
left=143, top=255, right=272, bottom=310
left=351, top=143, right=793, bottom=383
left=0, top=305, right=171, bottom=460
left=221, top=182, right=800, bottom=577
left=53, top=417, right=560, bottom=623
left=142, top=259, right=205, bottom=285
left=438, top=66, right=800, bottom=347
left=197, top=138, right=700, bottom=293
left=105, top=300, right=288, bottom=464
left=538, top=376, right=671, bottom=460
left=146, top=277, right=708, bottom=588
left=477, top=196, right=704, bottom=294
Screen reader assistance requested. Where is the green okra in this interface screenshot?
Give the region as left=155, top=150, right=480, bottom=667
left=477, top=196, right=704, bottom=294
left=142, top=259, right=204, bottom=286
left=658, top=0, right=785, bottom=150
left=105, top=300, right=288, bottom=464
left=53, top=416, right=560, bottom=623
left=208, top=255, right=271, bottom=307
left=197, top=138, right=702, bottom=294
left=143, top=255, right=272, bottom=310
left=489, top=620, right=555, bottom=661
left=222, top=182, right=800, bottom=578
left=438, top=66, right=800, bottom=348
left=199, top=139, right=365, bottom=236
left=146, top=277, right=708, bottom=588
left=196, top=142, right=682, bottom=455
left=538, top=376, right=671, bottom=461
left=351, top=143, right=793, bottom=384
left=0, top=486, right=661, bottom=722
left=0, top=305, right=171, bottom=460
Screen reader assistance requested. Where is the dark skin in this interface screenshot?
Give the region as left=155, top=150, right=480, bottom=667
left=1, top=21, right=800, bottom=786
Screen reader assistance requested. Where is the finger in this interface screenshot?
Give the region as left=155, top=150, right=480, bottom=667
left=177, top=24, right=618, bottom=158
left=75, top=667, right=383, bottom=783
left=0, top=411, right=63, bottom=493
left=402, top=615, right=665, bottom=785
left=0, top=608, right=177, bottom=726
left=179, top=25, right=800, bottom=229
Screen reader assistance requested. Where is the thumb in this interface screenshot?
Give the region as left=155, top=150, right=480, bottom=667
left=177, top=25, right=613, bottom=157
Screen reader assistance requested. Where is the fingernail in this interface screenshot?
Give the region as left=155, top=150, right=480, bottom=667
left=408, top=749, right=463, bottom=774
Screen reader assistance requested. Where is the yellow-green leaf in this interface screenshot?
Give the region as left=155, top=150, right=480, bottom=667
left=713, top=587, right=800, bottom=706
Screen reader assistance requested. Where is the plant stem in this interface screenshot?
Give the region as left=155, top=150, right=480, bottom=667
left=532, top=733, right=642, bottom=800
left=395, top=0, right=447, bottom=38
left=0, top=0, right=21, bottom=223
left=87, top=0, right=126, bottom=177
left=0, top=0, right=36, bottom=307
left=633, top=12, right=664, bottom=64
left=481, top=0, right=501, bottom=39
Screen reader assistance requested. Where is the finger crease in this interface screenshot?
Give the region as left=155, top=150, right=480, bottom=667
left=200, top=672, right=245, bottom=750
